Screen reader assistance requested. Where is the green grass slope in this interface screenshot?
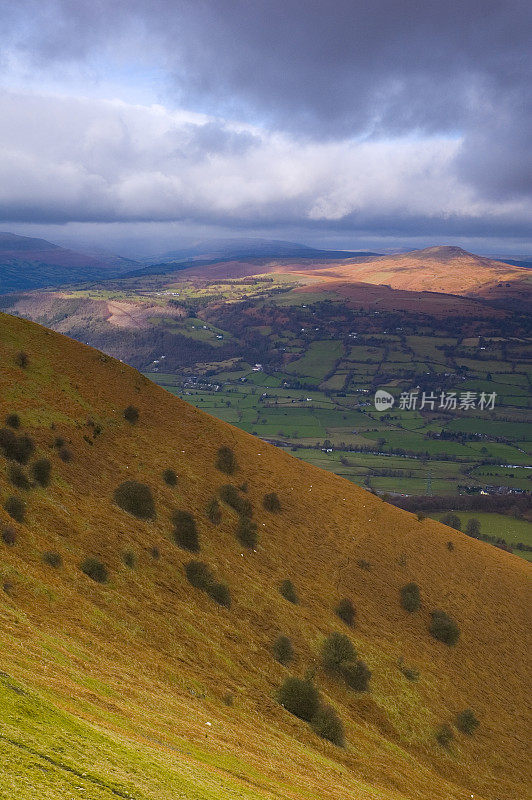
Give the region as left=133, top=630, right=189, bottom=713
left=0, top=312, right=530, bottom=800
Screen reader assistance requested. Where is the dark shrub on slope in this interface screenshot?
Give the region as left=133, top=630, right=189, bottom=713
left=215, top=446, right=237, bottom=475
left=400, top=582, right=421, bottom=612
left=311, top=704, right=345, bottom=746
left=31, top=458, right=52, bottom=487
left=278, top=677, right=319, bottom=722
left=335, top=598, right=356, bottom=626
left=429, top=610, right=460, bottom=646
left=172, top=510, right=200, bottom=552
left=114, top=481, right=155, bottom=520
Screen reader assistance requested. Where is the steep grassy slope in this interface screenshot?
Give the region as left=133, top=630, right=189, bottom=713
left=0, top=312, right=529, bottom=800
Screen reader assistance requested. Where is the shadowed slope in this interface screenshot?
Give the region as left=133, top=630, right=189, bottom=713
left=0, top=312, right=529, bottom=800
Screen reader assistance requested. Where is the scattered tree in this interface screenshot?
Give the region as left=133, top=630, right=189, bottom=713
left=436, top=724, right=454, bottom=748
left=123, top=405, right=139, bottom=424
left=185, top=560, right=213, bottom=590
left=31, top=458, right=52, bottom=487
left=5, top=413, right=20, bottom=429
left=43, top=551, right=62, bottom=568
left=400, top=582, right=421, bottom=613
left=206, top=498, right=222, bottom=524
left=219, top=484, right=252, bottom=517
left=456, top=709, right=479, bottom=735
left=80, top=557, right=108, bottom=583
left=311, top=704, right=345, bottom=746
left=277, top=676, right=319, bottom=722
left=207, top=581, right=231, bottom=607
left=14, top=351, right=29, bottom=368
left=235, top=516, right=257, bottom=548
left=215, top=446, right=237, bottom=475
left=263, top=492, right=281, bottom=512
left=172, top=510, right=200, bottom=552
left=340, top=659, right=371, bottom=691
left=4, top=496, right=25, bottom=523
left=114, top=481, right=155, bottom=519
left=273, top=635, right=294, bottom=666
left=122, top=550, right=136, bottom=568
left=335, top=598, right=356, bottom=627
left=1, top=526, right=16, bottom=546
left=465, top=518, right=481, bottom=538
left=429, top=610, right=460, bottom=646
left=441, top=513, right=461, bottom=531
left=162, top=468, right=178, bottom=486
left=8, top=465, right=30, bottom=490
left=279, top=579, right=298, bottom=604
left=321, top=632, right=356, bottom=671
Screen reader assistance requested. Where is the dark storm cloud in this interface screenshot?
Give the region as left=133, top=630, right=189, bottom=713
left=0, top=1, right=530, bottom=242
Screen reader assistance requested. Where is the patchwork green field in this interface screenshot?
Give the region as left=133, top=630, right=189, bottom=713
left=4, top=270, right=531, bottom=502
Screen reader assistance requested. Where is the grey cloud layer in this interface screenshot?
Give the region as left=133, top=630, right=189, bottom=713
left=1, top=1, right=530, bottom=240
left=0, top=91, right=529, bottom=238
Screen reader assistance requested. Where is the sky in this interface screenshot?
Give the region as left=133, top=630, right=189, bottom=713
left=0, top=0, right=531, bottom=257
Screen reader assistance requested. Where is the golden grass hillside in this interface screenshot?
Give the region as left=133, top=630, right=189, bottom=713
left=0, top=312, right=529, bottom=800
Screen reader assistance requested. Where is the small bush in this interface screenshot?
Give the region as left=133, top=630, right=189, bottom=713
left=215, top=446, right=237, bottom=475
left=263, top=492, right=281, bottom=512
left=416, top=511, right=426, bottom=521
left=456, top=709, right=479, bottom=735
left=447, top=541, right=454, bottom=551
left=185, top=560, right=214, bottom=590
left=279, top=579, right=298, bottom=604
left=273, top=635, right=293, bottom=666
left=322, top=632, right=356, bottom=671
left=465, top=518, right=481, bottom=538
left=1, top=526, right=16, bottom=546
left=206, top=498, right=222, bottom=524
left=53, top=436, right=65, bottom=449
left=162, top=468, right=178, bottom=486
left=123, top=405, right=139, bottom=424
left=172, top=510, right=199, bottom=552
left=429, top=610, right=460, bottom=646
left=14, top=435, right=35, bottom=465
left=219, top=484, right=252, bottom=517
left=114, top=481, right=155, bottom=519
left=4, top=496, right=25, bottom=523
left=184, top=561, right=230, bottom=606
left=150, top=546, right=160, bottom=559
left=397, top=658, right=419, bottom=681
left=340, top=659, right=371, bottom=691
left=235, top=516, right=257, bottom=548
left=58, top=446, right=73, bottom=462
left=357, top=559, right=372, bottom=571
left=14, top=351, right=29, bottom=368
left=0, top=429, right=35, bottom=464
left=80, top=557, right=108, bottom=583
left=277, top=677, right=319, bottom=722
left=207, top=581, right=231, bottom=608
left=31, top=458, right=52, bottom=487
left=436, top=724, right=454, bottom=748
left=43, top=551, right=62, bottom=568
left=335, top=598, right=356, bottom=627
left=122, top=550, right=136, bottom=568
left=441, top=513, right=461, bottom=531
left=400, top=582, right=421, bottom=613
left=311, top=704, right=345, bottom=746
left=5, top=413, right=20, bottom=429
left=8, top=465, right=30, bottom=490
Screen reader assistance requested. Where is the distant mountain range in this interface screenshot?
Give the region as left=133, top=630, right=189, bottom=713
left=2, top=231, right=530, bottom=297
left=0, top=232, right=139, bottom=293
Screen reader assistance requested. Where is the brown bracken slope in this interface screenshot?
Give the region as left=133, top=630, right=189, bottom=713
left=0, top=312, right=530, bottom=800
